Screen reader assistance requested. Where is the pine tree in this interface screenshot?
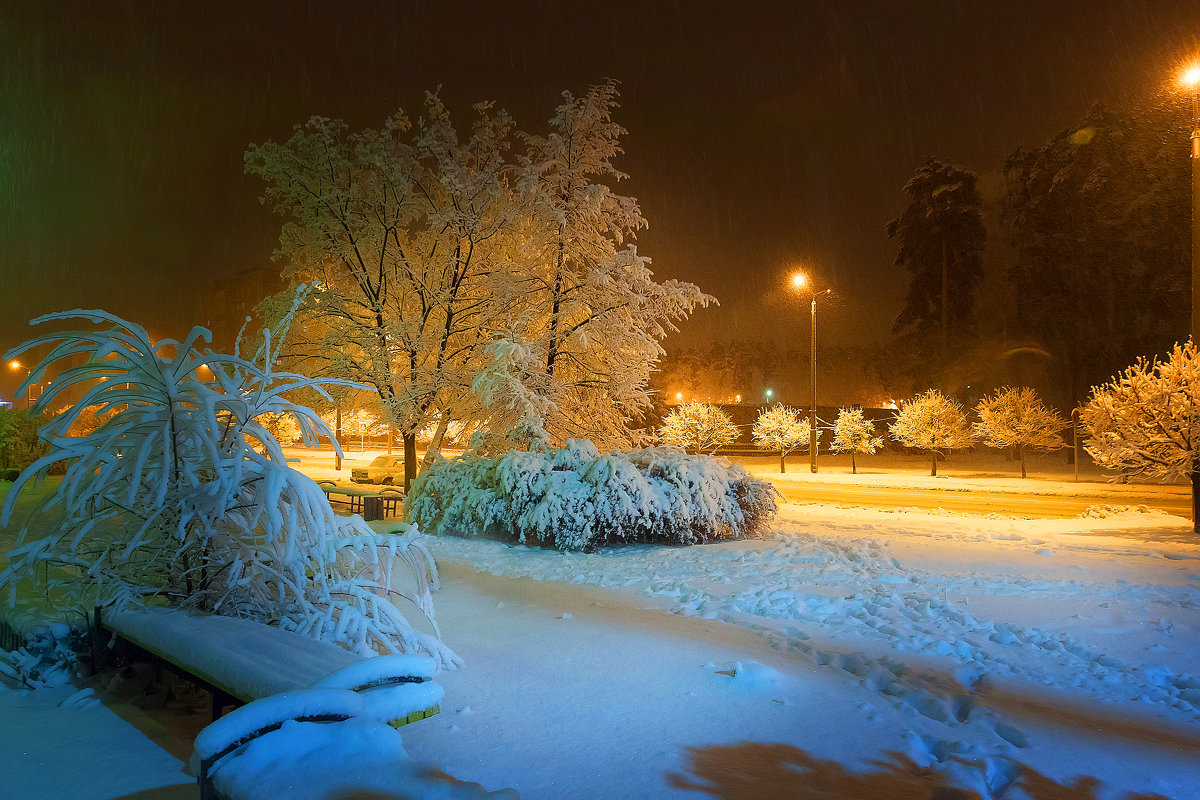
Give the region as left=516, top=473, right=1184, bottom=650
left=886, top=158, right=985, bottom=385
left=890, top=390, right=974, bottom=476
left=830, top=407, right=883, bottom=474
left=1081, top=340, right=1200, bottom=533
left=974, top=386, right=1066, bottom=478
left=751, top=405, right=809, bottom=473
left=658, top=402, right=739, bottom=454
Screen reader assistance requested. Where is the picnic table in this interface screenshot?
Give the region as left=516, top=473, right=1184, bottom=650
left=316, top=482, right=403, bottom=521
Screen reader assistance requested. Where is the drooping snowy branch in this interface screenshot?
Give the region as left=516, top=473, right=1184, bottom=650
left=0, top=302, right=459, bottom=668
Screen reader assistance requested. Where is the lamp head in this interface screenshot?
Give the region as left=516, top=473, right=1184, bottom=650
left=790, top=272, right=808, bottom=290
left=1182, top=65, right=1200, bottom=89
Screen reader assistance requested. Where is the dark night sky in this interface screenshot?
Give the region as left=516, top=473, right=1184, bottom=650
left=2, top=0, right=1198, bottom=402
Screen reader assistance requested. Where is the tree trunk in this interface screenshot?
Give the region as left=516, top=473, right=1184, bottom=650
left=940, top=237, right=949, bottom=361
left=334, top=405, right=343, bottom=471
left=930, top=449, right=938, bottom=477
left=1193, top=467, right=1199, bottom=535
left=404, top=432, right=417, bottom=493
left=422, top=410, right=452, bottom=469
left=780, top=450, right=786, bottom=473
left=1019, top=444, right=1027, bottom=479
left=851, top=452, right=857, bottom=474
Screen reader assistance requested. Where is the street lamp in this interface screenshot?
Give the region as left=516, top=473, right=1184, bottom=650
left=1182, top=64, right=1200, bottom=341
left=789, top=272, right=831, bottom=473
left=8, top=360, right=31, bottom=408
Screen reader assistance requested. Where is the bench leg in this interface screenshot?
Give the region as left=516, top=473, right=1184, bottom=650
left=211, top=688, right=239, bottom=720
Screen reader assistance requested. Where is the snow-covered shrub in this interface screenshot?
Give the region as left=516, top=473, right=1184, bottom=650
left=751, top=405, right=810, bottom=473
left=889, top=390, right=974, bottom=476
left=0, top=304, right=459, bottom=668
left=658, top=402, right=739, bottom=453
left=974, top=386, right=1066, bottom=478
left=407, top=441, right=776, bottom=551
left=0, top=622, right=82, bottom=689
left=830, top=407, right=883, bottom=474
left=1082, top=340, right=1200, bottom=532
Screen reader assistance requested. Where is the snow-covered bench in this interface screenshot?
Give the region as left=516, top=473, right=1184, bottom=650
left=193, top=687, right=509, bottom=800
left=94, top=606, right=442, bottom=726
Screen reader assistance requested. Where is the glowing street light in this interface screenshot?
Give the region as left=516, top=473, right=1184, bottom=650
left=789, top=272, right=831, bottom=473
left=1182, top=63, right=1200, bottom=340
left=8, top=360, right=31, bottom=408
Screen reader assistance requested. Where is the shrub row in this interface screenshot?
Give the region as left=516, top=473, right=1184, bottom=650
left=405, top=440, right=778, bottom=551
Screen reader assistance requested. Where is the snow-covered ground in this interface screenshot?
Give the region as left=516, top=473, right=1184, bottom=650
left=3, top=468, right=1200, bottom=798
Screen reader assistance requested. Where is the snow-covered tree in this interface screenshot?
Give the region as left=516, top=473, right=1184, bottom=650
left=751, top=404, right=809, bottom=473
left=248, top=85, right=712, bottom=478
left=512, top=80, right=712, bottom=447
left=1081, top=340, right=1200, bottom=532
left=259, top=412, right=302, bottom=445
left=830, top=407, right=883, bottom=474
left=246, top=95, right=517, bottom=490
left=657, top=402, right=739, bottom=454
left=0, top=304, right=459, bottom=667
left=974, top=386, right=1066, bottom=478
left=889, top=390, right=974, bottom=476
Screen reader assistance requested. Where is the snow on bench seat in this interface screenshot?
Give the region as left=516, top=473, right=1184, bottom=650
left=103, top=607, right=363, bottom=703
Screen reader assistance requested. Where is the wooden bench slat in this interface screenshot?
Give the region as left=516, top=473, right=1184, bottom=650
left=104, top=608, right=360, bottom=702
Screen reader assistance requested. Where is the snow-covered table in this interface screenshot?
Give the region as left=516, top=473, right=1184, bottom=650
left=96, top=606, right=441, bottom=725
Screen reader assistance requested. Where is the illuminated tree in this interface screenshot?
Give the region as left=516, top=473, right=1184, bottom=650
left=830, top=407, right=883, bottom=474
left=974, top=386, right=1066, bottom=478
left=1081, top=340, right=1200, bottom=532
left=751, top=405, right=809, bottom=473
left=248, top=85, right=710, bottom=472
left=889, top=390, right=974, bottom=476
left=658, top=402, right=739, bottom=454
left=247, top=95, right=516, bottom=490
left=506, top=80, right=711, bottom=448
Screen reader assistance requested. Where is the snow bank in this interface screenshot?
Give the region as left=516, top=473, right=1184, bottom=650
left=407, top=441, right=777, bottom=550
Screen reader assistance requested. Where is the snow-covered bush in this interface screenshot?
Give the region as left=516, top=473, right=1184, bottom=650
left=751, top=405, right=810, bottom=473
left=657, top=402, right=739, bottom=453
left=974, top=386, right=1066, bottom=478
left=406, top=441, right=776, bottom=551
left=830, top=407, right=883, bottom=474
left=0, top=305, right=459, bottom=668
left=1082, top=340, right=1200, bottom=532
left=889, top=390, right=974, bottom=476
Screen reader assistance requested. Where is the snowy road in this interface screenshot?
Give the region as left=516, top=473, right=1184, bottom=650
left=772, top=482, right=1193, bottom=520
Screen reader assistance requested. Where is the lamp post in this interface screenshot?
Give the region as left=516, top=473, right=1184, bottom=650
left=8, top=360, right=30, bottom=408
left=790, top=273, right=831, bottom=473
left=1184, top=65, right=1200, bottom=341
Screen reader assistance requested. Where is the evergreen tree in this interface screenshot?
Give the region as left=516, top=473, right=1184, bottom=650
left=1002, top=102, right=1189, bottom=404
left=886, top=158, right=986, bottom=387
